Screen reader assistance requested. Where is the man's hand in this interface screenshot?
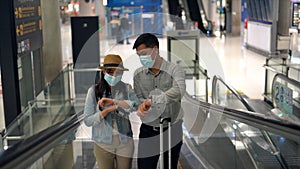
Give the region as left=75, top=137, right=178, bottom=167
left=137, top=99, right=152, bottom=118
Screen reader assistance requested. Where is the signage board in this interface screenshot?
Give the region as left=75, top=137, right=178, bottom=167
left=14, top=0, right=43, bottom=57
left=273, top=81, right=293, bottom=115
left=167, top=30, right=200, bottom=79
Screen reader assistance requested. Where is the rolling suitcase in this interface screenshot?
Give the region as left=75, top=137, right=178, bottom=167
left=159, top=117, right=171, bottom=169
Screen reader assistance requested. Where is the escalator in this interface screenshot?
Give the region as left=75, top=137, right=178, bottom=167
left=1, top=68, right=300, bottom=168
left=181, top=75, right=300, bottom=169
left=180, top=0, right=213, bottom=35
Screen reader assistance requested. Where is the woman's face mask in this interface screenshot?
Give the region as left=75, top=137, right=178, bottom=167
left=139, top=48, right=157, bottom=68
left=104, top=73, right=122, bottom=86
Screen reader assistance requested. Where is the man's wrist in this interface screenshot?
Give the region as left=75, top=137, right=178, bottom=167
left=146, top=99, right=152, bottom=107
left=114, top=99, right=119, bottom=106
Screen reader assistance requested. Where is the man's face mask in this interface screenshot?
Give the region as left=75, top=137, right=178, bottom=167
left=139, top=48, right=157, bottom=68
left=104, top=73, right=122, bottom=86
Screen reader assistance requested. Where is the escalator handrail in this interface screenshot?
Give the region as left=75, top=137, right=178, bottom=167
left=211, top=75, right=289, bottom=169
left=46, top=63, right=70, bottom=87
left=1, top=88, right=300, bottom=169
left=197, top=0, right=209, bottom=22
left=212, top=75, right=255, bottom=112
left=184, top=92, right=300, bottom=140
left=3, top=98, right=74, bottom=139
left=0, top=111, right=84, bottom=169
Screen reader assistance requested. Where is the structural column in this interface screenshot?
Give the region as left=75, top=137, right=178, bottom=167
left=95, top=0, right=106, bottom=26
left=0, top=0, right=21, bottom=126
left=41, top=0, right=63, bottom=83
left=79, top=0, right=93, bottom=16
left=231, top=0, right=241, bottom=36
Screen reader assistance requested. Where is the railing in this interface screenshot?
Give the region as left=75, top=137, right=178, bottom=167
left=1, top=65, right=300, bottom=169
left=211, top=75, right=289, bottom=169
left=263, top=56, right=300, bottom=104
left=183, top=91, right=300, bottom=140
left=183, top=59, right=209, bottom=102
left=0, top=129, right=4, bottom=151
left=183, top=93, right=300, bottom=168
left=0, top=64, right=101, bottom=169
left=271, top=73, right=300, bottom=119
left=0, top=111, right=84, bottom=169
left=0, top=91, right=300, bottom=168
left=1, top=64, right=73, bottom=149
left=212, top=75, right=254, bottom=111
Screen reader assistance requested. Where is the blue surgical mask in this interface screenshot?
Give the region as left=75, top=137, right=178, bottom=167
left=139, top=48, right=157, bottom=68
left=104, top=73, right=122, bottom=86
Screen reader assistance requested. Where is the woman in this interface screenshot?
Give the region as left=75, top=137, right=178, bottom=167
left=84, top=54, right=139, bottom=169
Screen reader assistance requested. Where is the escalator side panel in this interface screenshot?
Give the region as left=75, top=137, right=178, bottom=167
left=193, top=124, right=246, bottom=169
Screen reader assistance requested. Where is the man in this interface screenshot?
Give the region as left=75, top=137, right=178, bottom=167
left=120, top=13, right=131, bottom=44
left=133, top=33, right=186, bottom=169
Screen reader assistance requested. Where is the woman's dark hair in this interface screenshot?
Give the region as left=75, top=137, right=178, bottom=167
left=95, top=71, right=110, bottom=100
left=132, top=33, right=159, bottom=49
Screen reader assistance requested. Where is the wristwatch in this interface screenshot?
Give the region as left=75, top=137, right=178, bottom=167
left=114, top=99, right=119, bottom=108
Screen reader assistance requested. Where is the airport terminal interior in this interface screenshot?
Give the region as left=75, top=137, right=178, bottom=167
left=1, top=0, right=300, bottom=168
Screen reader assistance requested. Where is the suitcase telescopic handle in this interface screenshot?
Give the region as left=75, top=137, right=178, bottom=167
left=159, top=117, right=171, bottom=169
left=160, top=117, right=171, bottom=124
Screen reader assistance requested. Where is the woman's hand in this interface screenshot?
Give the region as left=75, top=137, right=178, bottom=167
left=98, top=98, right=114, bottom=108
left=100, top=104, right=118, bottom=119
